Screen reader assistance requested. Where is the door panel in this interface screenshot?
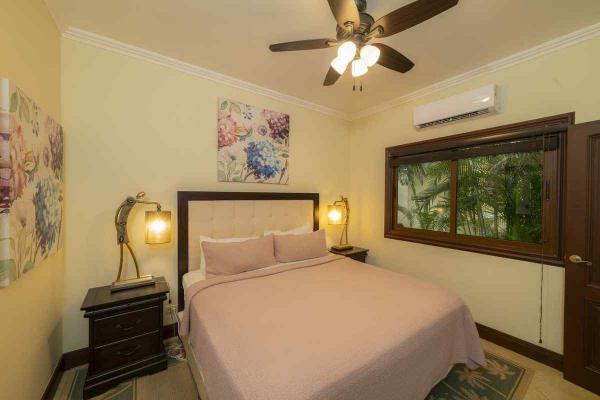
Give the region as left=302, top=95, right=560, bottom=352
left=564, top=120, right=600, bottom=394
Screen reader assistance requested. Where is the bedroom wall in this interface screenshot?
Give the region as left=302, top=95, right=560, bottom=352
left=60, top=38, right=351, bottom=352
left=349, top=36, right=600, bottom=354
left=0, top=0, right=63, bottom=399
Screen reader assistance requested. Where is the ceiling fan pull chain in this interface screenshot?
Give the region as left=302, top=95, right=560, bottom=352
left=360, top=78, right=363, bottom=92
left=353, top=78, right=356, bottom=92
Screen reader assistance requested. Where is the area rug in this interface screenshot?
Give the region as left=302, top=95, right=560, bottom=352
left=59, top=352, right=531, bottom=400
left=428, top=352, right=533, bottom=400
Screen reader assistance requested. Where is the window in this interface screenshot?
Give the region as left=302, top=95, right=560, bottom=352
left=385, top=114, right=572, bottom=265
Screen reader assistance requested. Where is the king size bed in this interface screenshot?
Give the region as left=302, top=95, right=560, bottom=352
left=176, top=191, right=485, bottom=400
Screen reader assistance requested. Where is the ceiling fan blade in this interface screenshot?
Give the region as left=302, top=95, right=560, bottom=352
left=327, top=0, right=361, bottom=30
left=370, top=0, right=458, bottom=38
left=373, top=43, right=415, bottom=73
left=269, top=39, right=338, bottom=52
left=323, top=66, right=342, bottom=86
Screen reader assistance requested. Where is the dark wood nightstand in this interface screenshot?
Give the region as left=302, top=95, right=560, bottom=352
left=329, top=247, right=369, bottom=263
left=80, top=277, right=169, bottom=399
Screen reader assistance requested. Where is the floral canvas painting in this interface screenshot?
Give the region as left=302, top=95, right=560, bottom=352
left=217, top=99, right=289, bottom=184
left=0, top=78, right=64, bottom=287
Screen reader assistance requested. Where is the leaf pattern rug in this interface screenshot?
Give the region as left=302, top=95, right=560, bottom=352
left=428, top=352, right=533, bottom=400
left=59, top=352, right=531, bottom=400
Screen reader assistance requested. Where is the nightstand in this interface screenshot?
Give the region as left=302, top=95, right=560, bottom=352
left=80, top=277, right=169, bottom=399
left=329, top=246, right=369, bottom=263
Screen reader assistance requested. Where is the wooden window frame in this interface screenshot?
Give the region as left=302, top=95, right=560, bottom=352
left=384, top=113, right=574, bottom=266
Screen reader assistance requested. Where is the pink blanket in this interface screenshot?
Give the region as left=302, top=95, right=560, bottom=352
left=181, top=255, right=485, bottom=400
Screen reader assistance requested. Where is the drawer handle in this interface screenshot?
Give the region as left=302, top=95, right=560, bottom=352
left=117, top=344, right=141, bottom=357
left=115, top=319, right=142, bottom=332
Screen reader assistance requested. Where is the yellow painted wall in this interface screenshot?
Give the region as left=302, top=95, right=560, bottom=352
left=60, top=38, right=351, bottom=351
left=0, top=0, right=63, bottom=399
left=349, top=37, right=600, bottom=354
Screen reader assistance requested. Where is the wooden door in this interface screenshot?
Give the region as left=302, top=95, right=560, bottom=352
left=564, top=120, right=600, bottom=394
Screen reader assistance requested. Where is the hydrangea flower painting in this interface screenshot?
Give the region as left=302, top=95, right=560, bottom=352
left=0, top=78, right=64, bottom=287
left=217, top=99, right=289, bottom=184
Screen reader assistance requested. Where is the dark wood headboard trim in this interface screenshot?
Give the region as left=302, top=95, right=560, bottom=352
left=177, top=191, right=320, bottom=310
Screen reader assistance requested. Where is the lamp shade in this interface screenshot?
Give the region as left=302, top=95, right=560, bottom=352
left=351, top=59, right=368, bottom=78
left=327, top=205, right=344, bottom=225
left=145, top=210, right=172, bottom=244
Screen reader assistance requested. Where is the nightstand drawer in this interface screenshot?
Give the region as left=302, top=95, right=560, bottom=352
left=93, top=306, right=160, bottom=345
left=93, top=331, right=161, bottom=373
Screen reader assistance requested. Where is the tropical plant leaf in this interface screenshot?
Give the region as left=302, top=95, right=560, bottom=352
left=220, top=101, right=229, bottom=111
left=217, top=169, right=227, bottom=181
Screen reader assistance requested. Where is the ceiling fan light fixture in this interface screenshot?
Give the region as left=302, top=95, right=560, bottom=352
left=360, top=45, right=381, bottom=67
left=337, top=41, right=357, bottom=63
left=351, top=59, right=368, bottom=78
left=331, top=56, right=349, bottom=75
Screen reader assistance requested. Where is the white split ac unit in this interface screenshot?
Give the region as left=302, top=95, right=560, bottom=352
left=413, top=84, right=500, bottom=129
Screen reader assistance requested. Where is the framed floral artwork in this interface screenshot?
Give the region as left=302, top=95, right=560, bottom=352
left=217, top=99, right=289, bottom=184
left=0, top=78, right=64, bottom=287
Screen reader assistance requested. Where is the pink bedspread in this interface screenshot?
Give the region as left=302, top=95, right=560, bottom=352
left=181, top=255, right=485, bottom=400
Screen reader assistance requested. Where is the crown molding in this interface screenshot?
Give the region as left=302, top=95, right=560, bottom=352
left=62, top=27, right=351, bottom=121
left=351, top=22, right=600, bottom=121
left=63, top=22, right=600, bottom=124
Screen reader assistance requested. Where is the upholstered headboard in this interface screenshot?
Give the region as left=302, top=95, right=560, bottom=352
left=177, top=191, right=319, bottom=310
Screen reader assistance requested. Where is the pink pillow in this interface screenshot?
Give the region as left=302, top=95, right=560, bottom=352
left=274, top=230, right=328, bottom=263
left=202, top=235, right=277, bottom=276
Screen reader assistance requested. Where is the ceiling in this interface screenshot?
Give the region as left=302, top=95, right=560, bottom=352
left=46, top=0, right=600, bottom=115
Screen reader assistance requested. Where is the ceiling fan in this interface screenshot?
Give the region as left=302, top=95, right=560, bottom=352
left=269, top=0, right=458, bottom=88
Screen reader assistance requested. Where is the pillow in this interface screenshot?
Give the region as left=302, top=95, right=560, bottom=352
left=202, top=234, right=277, bottom=276
left=198, top=235, right=257, bottom=275
left=273, top=229, right=328, bottom=263
left=264, top=223, right=312, bottom=236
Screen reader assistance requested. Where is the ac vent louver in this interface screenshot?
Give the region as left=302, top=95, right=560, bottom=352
left=418, top=109, right=492, bottom=128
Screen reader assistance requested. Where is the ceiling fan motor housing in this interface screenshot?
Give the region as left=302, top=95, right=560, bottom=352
left=354, top=0, right=367, bottom=12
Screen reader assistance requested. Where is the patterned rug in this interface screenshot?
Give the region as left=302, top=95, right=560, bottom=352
left=428, top=352, right=533, bottom=400
left=59, top=352, right=531, bottom=400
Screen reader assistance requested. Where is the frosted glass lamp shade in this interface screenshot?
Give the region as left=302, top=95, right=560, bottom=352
left=360, top=45, right=381, bottom=67
left=351, top=59, right=368, bottom=77
left=337, top=41, right=357, bottom=63
left=331, top=57, right=349, bottom=75
left=145, top=211, right=172, bottom=244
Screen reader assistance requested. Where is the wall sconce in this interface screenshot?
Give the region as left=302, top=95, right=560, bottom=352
left=112, top=192, right=172, bottom=292
left=327, top=196, right=353, bottom=251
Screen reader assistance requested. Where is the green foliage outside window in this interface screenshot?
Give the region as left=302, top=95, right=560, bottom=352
left=397, top=161, right=451, bottom=232
left=396, top=151, right=544, bottom=244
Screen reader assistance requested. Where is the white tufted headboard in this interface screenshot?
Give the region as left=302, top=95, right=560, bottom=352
left=177, top=192, right=319, bottom=310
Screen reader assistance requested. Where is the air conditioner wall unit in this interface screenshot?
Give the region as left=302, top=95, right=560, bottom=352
left=413, top=84, right=500, bottom=129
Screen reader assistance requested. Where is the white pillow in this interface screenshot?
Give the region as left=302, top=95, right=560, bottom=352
left=264, top=223, right=312, bottom=236
left=198, top=235, right=257, bottom=276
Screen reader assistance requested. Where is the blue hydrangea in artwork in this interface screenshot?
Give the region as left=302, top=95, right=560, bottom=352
left=245, top=141, right=283, bottom=180
left=32, top=179, right=62, bottom=258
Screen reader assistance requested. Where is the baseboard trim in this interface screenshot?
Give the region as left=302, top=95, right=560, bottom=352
left=41, top=323, right=178, bottom=399
left=476, top=323, right=563, bottom=371
left=41, top=357, right=65, bottom=400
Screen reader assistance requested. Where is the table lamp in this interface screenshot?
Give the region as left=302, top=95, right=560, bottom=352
left=327, top=195, right=353, bottom=251
left=112, top=192, right=171, bottom=292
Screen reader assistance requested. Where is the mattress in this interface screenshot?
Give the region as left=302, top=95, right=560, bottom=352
left=180, top=255, right=485, bottom=400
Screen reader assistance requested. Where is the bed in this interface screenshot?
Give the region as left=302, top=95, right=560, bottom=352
left=176, top=191, right=485, bottom=400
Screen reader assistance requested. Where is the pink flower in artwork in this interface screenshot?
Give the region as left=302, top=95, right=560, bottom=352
left=218, top=113, right=239, bottom=148
left=8, top=116, right=30, bottom=202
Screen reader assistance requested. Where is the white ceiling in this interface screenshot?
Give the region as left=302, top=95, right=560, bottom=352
left=46, top=0, right=600, bottom=115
